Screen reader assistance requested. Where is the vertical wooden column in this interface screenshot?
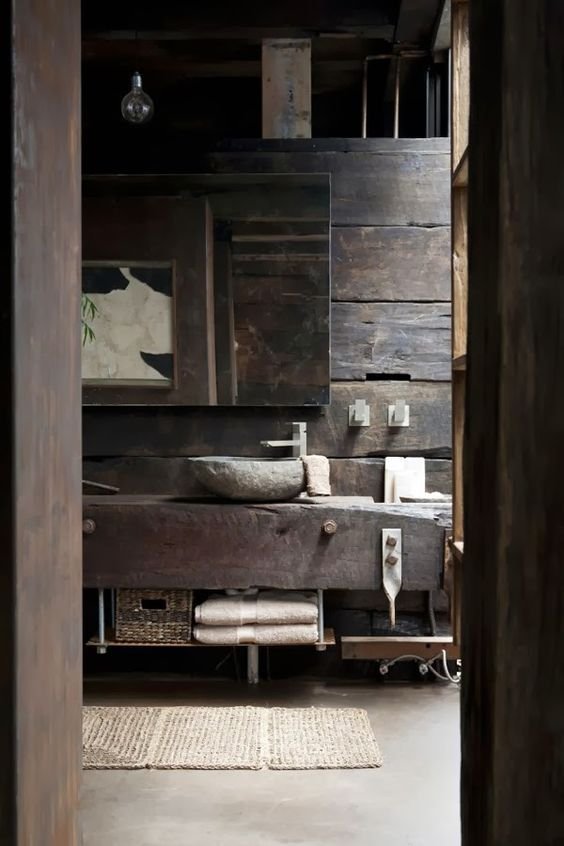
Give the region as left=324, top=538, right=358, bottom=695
left=262, top=39, right=312, bottom=138
left=1, top=0, right=82, bottom=843
left=451, top=1, right=469, bottom=546
left=214, top=233, right=238, bottom=405
left=463, top=1, right=564, bottom=844
left=452, top=2, right=470, bottom=169
left=450, top=0, right=469, bottom=653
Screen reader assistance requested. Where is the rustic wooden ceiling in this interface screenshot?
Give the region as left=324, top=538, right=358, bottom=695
left=82, top=0, right=444, bottom=169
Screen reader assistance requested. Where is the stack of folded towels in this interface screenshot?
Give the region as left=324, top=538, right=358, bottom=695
left=193, top=590, right=319, bottom=645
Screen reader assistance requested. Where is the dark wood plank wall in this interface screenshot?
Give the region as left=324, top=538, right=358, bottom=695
left=3, top=0, right=82, bottom=842
left=83, top=138, right=452, bottom=487
left=82, top=138, right=451, bottom=640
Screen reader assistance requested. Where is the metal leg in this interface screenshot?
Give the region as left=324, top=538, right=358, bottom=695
left=316, top=588, right=326, bottom=652
left=110, top=588, right=116, bottom=629
left=427, top=590, right=437, bottom=636
left=247, top=645, right=260, bottom=684
left=97, top=588, right=107, bottom=654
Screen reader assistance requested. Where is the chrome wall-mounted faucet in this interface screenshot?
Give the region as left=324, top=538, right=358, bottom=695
left=260, top=422, right=307, bottom=457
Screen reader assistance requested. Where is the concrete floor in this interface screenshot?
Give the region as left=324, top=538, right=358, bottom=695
left=82, top=679, right=460, bottom=846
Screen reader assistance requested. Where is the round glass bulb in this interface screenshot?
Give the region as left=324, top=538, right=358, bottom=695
left=121, top=72, right=154, bottom=124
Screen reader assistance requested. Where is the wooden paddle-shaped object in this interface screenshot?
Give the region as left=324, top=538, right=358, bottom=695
left=382, top=529, right=402, bottom=628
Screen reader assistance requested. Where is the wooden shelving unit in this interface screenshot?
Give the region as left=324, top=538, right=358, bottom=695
left=341, top=636, right=459, bottom=662
left=451, top=0, right=470, bottom=647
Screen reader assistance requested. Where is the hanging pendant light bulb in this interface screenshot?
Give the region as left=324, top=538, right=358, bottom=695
left=121, top=71, right=154, bottom=124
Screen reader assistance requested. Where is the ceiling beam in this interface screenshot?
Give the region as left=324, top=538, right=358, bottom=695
left=394, top=0, right=444, bottom=47
left=82, top=1, right=397, bottom=41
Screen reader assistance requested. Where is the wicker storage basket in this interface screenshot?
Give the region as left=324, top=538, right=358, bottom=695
left=115, top=589, right=193, bottom=644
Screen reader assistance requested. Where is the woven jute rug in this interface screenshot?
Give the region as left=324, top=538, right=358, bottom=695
left=83, top=706, right=383, bottom=771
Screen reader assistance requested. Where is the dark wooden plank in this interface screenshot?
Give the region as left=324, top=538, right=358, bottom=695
left=83, top=500, right=451, bottom=591
left=262, top=39, right=312, bottom=139
left=463, top=2, right=564, bottom=844
left=327, top=589, right=449, bottom=613
left=82, top=381, right=451, bottom=458
left=233, top=275, right=326, bottom=305
left=231, top=220, right=328, bottom=239
left=84, top=173, right=331, bottom=222
left=82, top=456, right=452, bottom=499
left=332, top=226, right=450, bottom=302
left=236, top=381, right=331, bottom=406
left=214, top=239, right=237, bottom=404
left=207, top=150, right=451, bottom=226
left=216, top=138, right=451, bottom=154
left=1, top=0, right=82, bottom=841
left=84, top=146, right=450, bottom=226
left=236, top=302, right=329, bottom=334
left=82, top=457, right=207, bottom=496
left=332, top=303, right=451, bottom=381
left=83, top=0, right=396, bottom=40
left=233, top=258, right=328, bottom=278
left=232, top=240, right=329, bottom=257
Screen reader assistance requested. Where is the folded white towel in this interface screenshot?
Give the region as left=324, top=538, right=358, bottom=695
left=193, top=623, right=319, bottom=646
left=194, top=591, right=318, bottom=627
left=301, top=455, right=331, bottom=496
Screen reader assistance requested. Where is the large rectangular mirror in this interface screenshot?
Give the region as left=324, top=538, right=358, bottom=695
left=82, top=174, right=331, bottom=406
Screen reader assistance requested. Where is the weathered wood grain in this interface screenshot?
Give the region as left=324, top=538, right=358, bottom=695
left=332, top=226, right=450, bottom=302
left=82, top=2, right=396, bottom=41
left=332, top=303, right=451, bottom=381
left=84, top=173, right=331, bottom=223
left=214, top=238, right=237, bottom=404
left=2, top=0, right=82, bottom=841
left=83, top=498, right=451, bottom=591
left=463, top=2, right=564, bottom=844
left=83, top=456, right=452, bottom=499
left=207, top=150, right=451, bottom=226
left=452, top=1, right=469, bottom=170
left=262, top=39, right=311, bottom=139
left=233, top=274, right=326, bottom=304
left=452, top=188, right=468, bottom=359
left=84, top=143, right=450, bottom=227
left=83, top=381, right=451, bottom=458
left=216, top=138, right=451, bottom=154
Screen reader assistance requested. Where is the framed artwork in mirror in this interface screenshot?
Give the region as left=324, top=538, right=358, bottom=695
left=82, top=261, right=175, bottom=386
left=82, top=194, right=216, bottom=405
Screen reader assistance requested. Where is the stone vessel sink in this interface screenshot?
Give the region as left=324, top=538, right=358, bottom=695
left=190, top=457, right=306, bottom=502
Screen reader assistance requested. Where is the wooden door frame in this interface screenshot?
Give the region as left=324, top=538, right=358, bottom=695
left=462, top=1, right=564, bottom=843
left=2, top=0, right=82, bottom=842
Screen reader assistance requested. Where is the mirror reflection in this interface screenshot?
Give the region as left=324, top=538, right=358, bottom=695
left=82, top=173, right=331, bottom=407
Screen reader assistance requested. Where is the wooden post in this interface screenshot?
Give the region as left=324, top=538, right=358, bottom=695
left=2, top=0, right=82, bottom=842
left=262, top=39, right=312, bottom=138
left=214, top=234, right=238, bottom=405
left=463, top=1, right=564, bottom=844
left=452, top=1, right=469, bottom=171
